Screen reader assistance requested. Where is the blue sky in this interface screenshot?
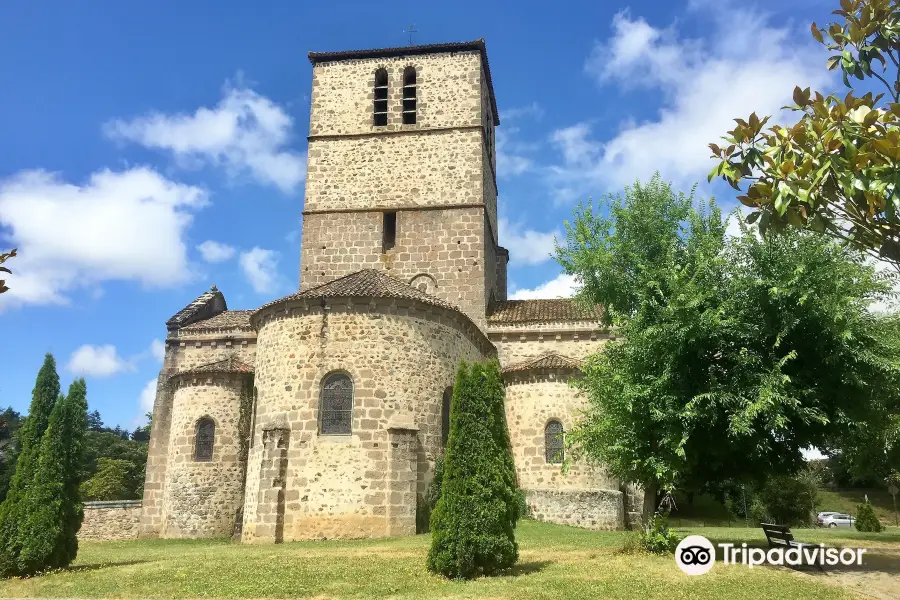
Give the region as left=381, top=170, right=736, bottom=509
left=0, top=0, right=833, bottom=428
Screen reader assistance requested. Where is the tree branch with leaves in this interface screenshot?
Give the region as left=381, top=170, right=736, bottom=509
left=710, top=0, right=900, bottom=265
left=0, top=249, right=16, bottom=295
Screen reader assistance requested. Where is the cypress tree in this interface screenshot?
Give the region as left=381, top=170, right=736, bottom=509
left=855, top=500, right=883, bottom=533
left=16, top=378, right=88, bottom=575
left=0, top=354, right=59, bottom=576
left=427, top=361, right=519, bottom=579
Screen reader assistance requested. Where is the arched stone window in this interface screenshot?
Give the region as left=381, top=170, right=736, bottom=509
left=544, top=420, right=564, bottom=464
left=373, top=68, right=388, bottom=126
left=441, top=387, right=453, bottom=448
left=320, top=373, right=353, bottom=435
left=194, top=417, right=215, bottom=461
left=402, top=67, right=417, bottom=125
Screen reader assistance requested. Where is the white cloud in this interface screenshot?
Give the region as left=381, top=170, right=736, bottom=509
left=139, top=378, right=157, bottom=413
left=239, top=247, right=282, bottom=294
left=67, top=344, right=135, bottom=377
left=496, top=128, right=534, bottom=178
left=150, top=338, right=166, bottom=362
left=196, top=240, right=236, bottom=263
left=502, top=102, right=544, bottom=122
left=499, top=218, right=560, bottom=266
left=0, top=168, right=207, bottom=309
left=510, top=273, right=580, bottom=300
left=546, top=3, right=830, bottom=201
left=105, top=81, right=306, bottom=193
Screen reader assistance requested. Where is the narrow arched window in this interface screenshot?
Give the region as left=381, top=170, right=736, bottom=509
left=195, top=417, right=215, bottom=461
left=545, top=420, right=564, bottom=464
left=373, top=69, right=388, bottom=127
left=402, top=67, right=417, bottom=125
left=321, top=373, right=353, bottom=435
left=441, top=387, right=453, bottom=448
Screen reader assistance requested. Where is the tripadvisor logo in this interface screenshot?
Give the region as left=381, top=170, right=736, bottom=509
left=675, top=535, right=867, bottom=575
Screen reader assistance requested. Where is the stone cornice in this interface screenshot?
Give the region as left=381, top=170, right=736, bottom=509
left=487, top=326, right=615, bottom=342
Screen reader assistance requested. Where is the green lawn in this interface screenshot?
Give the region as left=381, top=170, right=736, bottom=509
left=818, top=488, right=900, bottom=525
left=1, top=522, right=899, bottom=599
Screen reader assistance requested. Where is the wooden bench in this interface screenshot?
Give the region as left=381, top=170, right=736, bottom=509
left=760, top=523, right=825, bottom=571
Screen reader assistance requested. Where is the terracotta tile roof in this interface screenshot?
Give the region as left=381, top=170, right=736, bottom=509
left=179, top=356, right=254, bottom=376
left=488, top=299, right=603, bottom=325
left=308, top=39, right=499, bottom=125
left=501, top=352, right=582, bottom=375
left=165, top=285, right=227, bottom=331
left=179, top=310, right=254, bottom=332
left=255, top=269, right=458, bottom=314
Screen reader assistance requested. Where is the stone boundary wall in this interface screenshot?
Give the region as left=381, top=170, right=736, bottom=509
left=525, top=489, right=623, bottom=531
left=79, top=500, right=142, bottom=541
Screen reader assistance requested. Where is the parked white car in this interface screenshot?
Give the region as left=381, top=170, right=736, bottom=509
left=819, top=513, right=855, bottom=528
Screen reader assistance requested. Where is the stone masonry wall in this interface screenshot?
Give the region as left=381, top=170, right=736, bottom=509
left=80, top=501, right=142, bottom=541
left=526, top=490, right=624, bottom=530
left=242, top=298, right=490, bottom=542
left=305, top=130, right=483, bottom=213
left=300, top=208, right=493, bottom=329
left=309, top=51, right=483, bottom=135
left=160, top=374, right=249, bottom=538
left=140, top=331, right=256, bottom=537
left=504, top=374, right=617, bottom=491
left=491, top=327, right=610, bottom=365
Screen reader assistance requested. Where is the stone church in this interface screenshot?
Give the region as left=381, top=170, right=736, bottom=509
left=139, top=40, right=641, bottom=543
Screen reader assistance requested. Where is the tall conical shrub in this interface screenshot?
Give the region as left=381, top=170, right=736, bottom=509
left=427, top=361, right=519, bottom=579
left=0, top=354, right=59, bottom=576
left=16, top=378, right=88, bottom=575
left=855, top=499, right=883, bottom=533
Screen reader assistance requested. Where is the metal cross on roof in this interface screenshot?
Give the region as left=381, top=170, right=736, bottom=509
left=405, top=25, right=417, bottom=46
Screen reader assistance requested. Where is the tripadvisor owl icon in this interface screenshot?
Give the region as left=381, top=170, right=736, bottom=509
left=675, top=535, right=716, bottom=575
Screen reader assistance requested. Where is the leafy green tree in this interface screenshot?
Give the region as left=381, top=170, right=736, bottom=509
left=558, top=176, right=900, bottom=526
left=16, top=378, right=88, bottom=575
left=754, top=475, right=820, bottom=526
left=80, top=431, right=147, bottom=500
left=0, top=354, right=59, bottom=575
left=710, top=0, right=900, bottom=265
left=855, top=499, right=884, bottom=532
left=80, top=458, right=132, bottom=501
left=427, top=361, right=518, bottom=579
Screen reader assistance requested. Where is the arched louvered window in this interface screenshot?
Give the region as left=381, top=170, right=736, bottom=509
left=545, top=420, right=564, bottom=464
left=194, top=417, right=215, bottom=461
left=320, top=373, right=353, bottom=435
left=373, top=68, right=388, bottom=126
left=441, top=387, right=453, bottom=448
left=402, top=67, right=417, bottom=125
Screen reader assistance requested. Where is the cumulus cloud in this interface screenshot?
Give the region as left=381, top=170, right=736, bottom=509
left=0, top=167, right=207, bottom=309
left=239, top=247, right=283, bottom=294
left=67, top=344, right=135, bottom=377
left=510, top=273, right=580, bottom=300
left=196, top=240, right=236, bottom=263
left=150, top=338, right=166, bottom=362
left=139, top=378, right=157, bottom=413
left=105, top=81, right=306, bottom=193
left=499, top=218, right=560, bottom=266
left=545, top=3, right=830, bottom=201
left=502, top=102, right=544, bottom=122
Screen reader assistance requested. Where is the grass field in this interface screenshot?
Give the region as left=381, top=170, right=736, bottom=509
left=1, top=521, right=898, bottom=599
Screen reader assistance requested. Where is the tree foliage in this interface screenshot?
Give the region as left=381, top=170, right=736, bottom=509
left=16, top=378, right=88, bottom=575
left=0, top=354, right=59, bottom=575
left=80, top=458, right=132, bottom=502
left=0, top=249, right=15, bottom=295
left=427, top=361, right=519, bottom=579
left=0, top=408, right=23, bottom=503
left=710, top=0, right=900, bottom=264
left=557, top=176, right=900, bottom=519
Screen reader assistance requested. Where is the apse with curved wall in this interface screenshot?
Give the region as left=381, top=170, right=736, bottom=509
left=242, top=296, right=493, bottom=542
left=161, top=373, right=251, bottom=538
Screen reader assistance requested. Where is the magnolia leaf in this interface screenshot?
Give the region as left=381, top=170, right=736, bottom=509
left=811, top=22, right=825, bottom=43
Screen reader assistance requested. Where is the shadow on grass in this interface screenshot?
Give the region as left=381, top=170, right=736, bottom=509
left=501, top=560, right=553, bottom=577
left=63, top=559, right=151, bottom=573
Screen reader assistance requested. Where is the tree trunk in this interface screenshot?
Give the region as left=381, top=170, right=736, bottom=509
left=642, top=480, right=658, bottom=530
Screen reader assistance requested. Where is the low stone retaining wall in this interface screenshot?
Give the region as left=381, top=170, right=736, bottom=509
left=525, top=489, right=624, bottom=530
left=79, top=500, right=142, bottom=541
